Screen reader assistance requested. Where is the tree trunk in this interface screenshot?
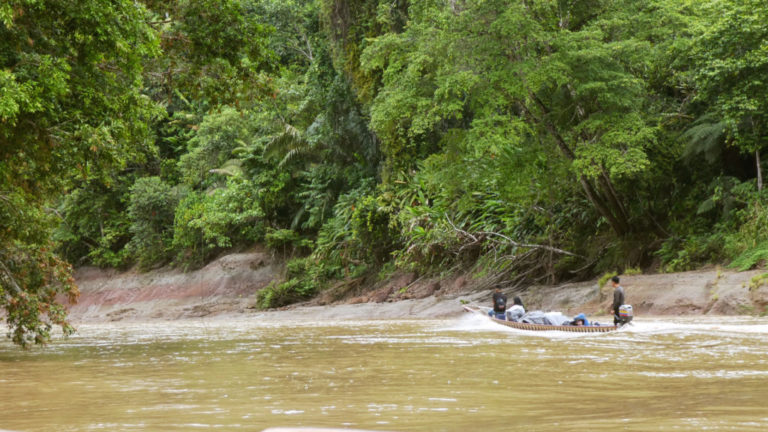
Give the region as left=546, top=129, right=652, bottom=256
left=757, top=148, right=763, bottom=192
left=598, top=168, right=631, bottom=228
left=523, top=95, right=631, bottom=236
left=578, top=176, right=629, bottom=236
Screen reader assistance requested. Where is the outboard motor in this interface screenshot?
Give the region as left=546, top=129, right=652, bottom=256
left=617, top=304, right=634, bottom=326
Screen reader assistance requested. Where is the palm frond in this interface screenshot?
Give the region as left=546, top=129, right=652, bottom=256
left=264, top=123, right=314, bottom=168
left=208, top=159, right=244, bottom=177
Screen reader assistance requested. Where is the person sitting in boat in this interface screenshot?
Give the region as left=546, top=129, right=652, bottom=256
left=488, top=287, right=507, bottom=319
left=505, top=296, right=525, bottom=322
left=569, top=313, right=590, bottom=326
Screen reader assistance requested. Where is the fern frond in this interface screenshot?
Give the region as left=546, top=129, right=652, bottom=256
left=682, top=113, right=726, bottom=163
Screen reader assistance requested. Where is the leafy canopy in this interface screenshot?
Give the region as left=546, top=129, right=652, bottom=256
left=1, top=0, right=159, bottom=346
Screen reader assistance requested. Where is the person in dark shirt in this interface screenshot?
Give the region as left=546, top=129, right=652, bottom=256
left=490, top=287, right=507, bottom=319
left=611, top=276, right=625, bottom=325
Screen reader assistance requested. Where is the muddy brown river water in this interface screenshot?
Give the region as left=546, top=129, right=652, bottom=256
left=1, top=314, right=767, bottom=432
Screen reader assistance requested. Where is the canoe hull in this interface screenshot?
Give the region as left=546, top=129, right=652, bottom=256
left=463, top=305, right=618, bottom=333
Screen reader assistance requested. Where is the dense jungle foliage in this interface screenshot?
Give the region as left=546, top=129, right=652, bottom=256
left=3, top=0, right=768, bottom=345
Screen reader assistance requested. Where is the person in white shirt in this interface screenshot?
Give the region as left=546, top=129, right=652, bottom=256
left=505, top=296, right=525, bottom=321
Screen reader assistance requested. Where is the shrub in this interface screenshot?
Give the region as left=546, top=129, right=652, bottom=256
left=748, top=273, right=768, bottom=291
left=658, top=179, right=768, bottom=272
left=656, top=233, right=727, bottom=272
left=313, top=183, right=378, bottom=277
left=173, top=178, right=266, bottom=269
left=256, top=278, right=315, bottom=309
left=598, top=272, right=618, bottom=288
left=730, top=242, right=768, bottom=271
left=255, top=257, right=322, bottom=309
left=350, top=194, right=399, bottom=265
left=265, top=228, right=313, bottom=256
left=725, top=199, right=768, bottom=270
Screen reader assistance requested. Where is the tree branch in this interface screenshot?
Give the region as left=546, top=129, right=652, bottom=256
left=0, top=257, right=23, bottom=296
left=478, top=230, right=582, bottom=257
left=446, top=216, right=581, bottom=257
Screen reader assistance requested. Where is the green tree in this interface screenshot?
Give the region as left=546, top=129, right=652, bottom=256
left=1, top=0, right=159, bottom=346
left=362, top=0, right=689, bottom=238
left=53, top=178, right=134, bottom=268
left=142, top=0, right=275, bottom=106
left=692, top=0, right=768, bottom=190
left=55, top=0, right=279, bottom=273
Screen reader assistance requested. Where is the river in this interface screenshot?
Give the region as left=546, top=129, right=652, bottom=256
left=2, top=314, right=767, bottom=432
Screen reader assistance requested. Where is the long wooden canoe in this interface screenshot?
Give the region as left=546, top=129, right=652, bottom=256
left=463, top=305, right=619, bottom=333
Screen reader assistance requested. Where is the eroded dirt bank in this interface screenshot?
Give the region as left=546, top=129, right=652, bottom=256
left=67, top=251, right=768, bottom=323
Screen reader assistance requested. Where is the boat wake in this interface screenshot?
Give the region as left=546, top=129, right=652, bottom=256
left=619, top=317, right=768, bottom=336
left=444, top=310, right=768, bottom=341
left=443, top=312, right=506, bottom=332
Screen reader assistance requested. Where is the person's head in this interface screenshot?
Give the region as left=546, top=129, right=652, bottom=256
left=494, top=287, right=502, bottom=293
left=611, top=275, right=620, bottom=286
left=513, top=296, right=523, bottom=306
left=574, top=318, right=584, bottom=326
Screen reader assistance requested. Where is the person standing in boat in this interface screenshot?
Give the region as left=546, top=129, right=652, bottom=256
left=611, top=276, right=625, bottom=325
left=489, top=287, right=507, bottom=319
left=505, top=296, right=525, bottom=322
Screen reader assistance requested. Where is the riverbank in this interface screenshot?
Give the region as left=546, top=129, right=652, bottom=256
left=66, top=251, right=768, bottom=323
